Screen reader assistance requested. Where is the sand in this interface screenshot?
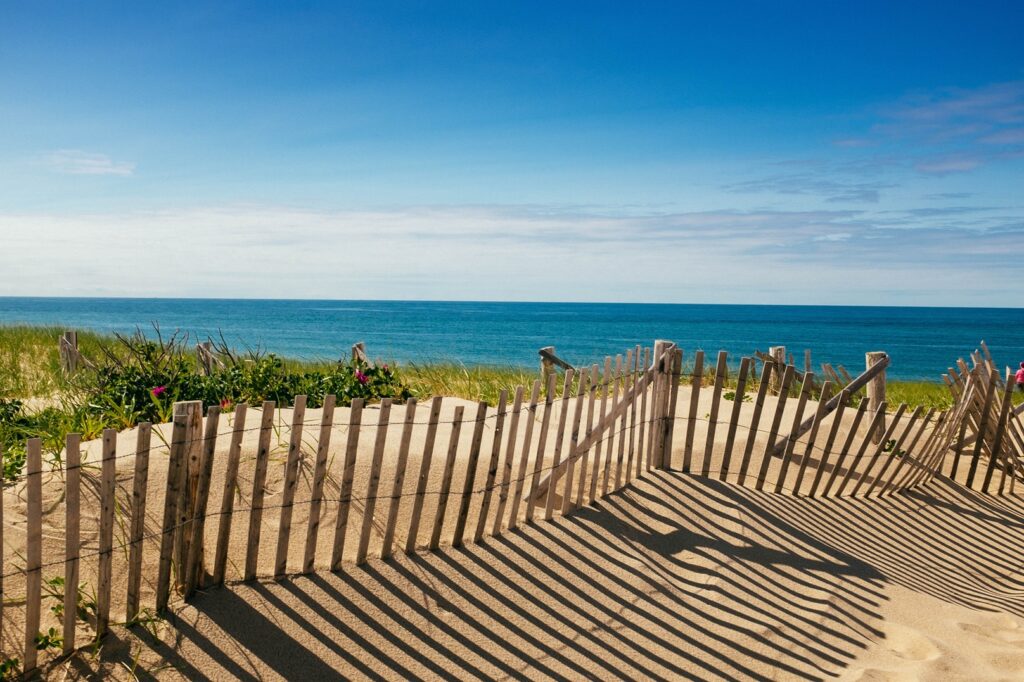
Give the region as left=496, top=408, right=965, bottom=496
left=4, top=389, right=1022, bottom=679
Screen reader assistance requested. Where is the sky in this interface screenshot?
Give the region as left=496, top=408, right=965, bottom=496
left=1, top=1, right=1023, bottom=306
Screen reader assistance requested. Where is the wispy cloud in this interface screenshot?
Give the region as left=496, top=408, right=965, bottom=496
left=43, top=150, right=135, bottom=176
left=722, top=175, right=891, bottom=203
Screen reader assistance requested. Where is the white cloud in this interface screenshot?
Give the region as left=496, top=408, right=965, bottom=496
left=43, top=150, right=135, bottom=176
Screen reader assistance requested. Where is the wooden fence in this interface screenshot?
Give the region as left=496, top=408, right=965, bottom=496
left=1, top=339, right=1017, bottom=675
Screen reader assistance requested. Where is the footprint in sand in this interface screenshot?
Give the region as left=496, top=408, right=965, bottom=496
left=958, top=615, right=1024, bottom=647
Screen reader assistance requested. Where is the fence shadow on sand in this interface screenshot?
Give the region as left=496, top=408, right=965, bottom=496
left=60, top=468, right=1024, bottom=680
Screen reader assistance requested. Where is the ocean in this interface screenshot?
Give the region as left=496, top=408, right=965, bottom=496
left=0, top=297, right=1021, bottom=381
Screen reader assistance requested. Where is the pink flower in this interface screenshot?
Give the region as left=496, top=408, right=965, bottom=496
left=355, top=370, right=369, bottom=385
left=220, top=398, right=233, bottom=409
left=151, top=386, right=167, bottom=397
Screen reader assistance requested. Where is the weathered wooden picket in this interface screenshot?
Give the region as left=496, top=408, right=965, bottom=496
left=1, top=338, right=1018, bottom=676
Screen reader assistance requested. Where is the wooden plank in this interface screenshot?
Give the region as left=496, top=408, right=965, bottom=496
left=624, top=346, right=641, bottom=483
left=737, top=362, right=774, bottom=486
left=982, top=375, right=1015, bottom=493
left=881, top=408, right=935, bottom=494
left=852, top=404, right=907, bottom=496
left=966, top=370, right=999, bottom=488
left=381, top=398, right=418, bottom=558
left=774, top=373, right=814, bottom=493
left=429, top=407, right=466, bottom=550
left=646, top=343, right=666, bottom=469
left=865, top=405, right=922, bottom=496
left=683, top=350, right=705, bottom=472
left=492, top=387, right=525, bottom=534
left=474, top=391, right=508, bottom=542
left=355, top=399, right=393, bottom=564
left=820, top=397, right=870, bottom=496
left=719, top=358, right=751, bottom=481
left=244, top=401, right=276, bottom=581
left=24, top=439, right=43, bottom=674
left=507, top=382, right=541, bottom=529
left=754, top=365, right=795, bottom=491
left=96, top=428, right=117, bottom=636
left=561, top=370, right=589, bottom=516
left=303, top=396, right=336, bottom=571
left=0, top=445, right=3, bottom=651
left=603, top=356, right=622, bottom=493
left=176, top=401, right=203, bottom=582
left=792, top=382, right=832, bottom=495
left=274, top=396, right=308, bottom=577
left=836, top=402, right=888, bottom=496
left=213, top=403, right=249, bottom=583
left=125, top=424, right=152, bottom=622
left=897, top=410, right=948, bottom=490
left=638, top=349, right=651, bottom=475
left=405, top=397, right=443, bottom=553
left=576, top=366, right=599, bottom=506
left=157, top=413, right=189, bottom=612
left=452, top=402, right=488, bottom=546
left=702, top=351, right=728, bottom=477
left=63, top=434, right=82, bottom=652
left=661, top=348, right=683, bottom=468
left=526, top=373, right=558, bottom=522
left=613, top=351, right=631, bottom=483
left=545, top=370, right=576, bottom=519
left=331, top=398, right=364, bottom=570
left=808, top=390, right=850, bottom=497
left=185, top=406, right=221, bottom=594
left=590, top=358, right=613, bottom=501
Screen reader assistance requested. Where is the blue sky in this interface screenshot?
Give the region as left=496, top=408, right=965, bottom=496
left=1, top=1, right=1022, bottom=305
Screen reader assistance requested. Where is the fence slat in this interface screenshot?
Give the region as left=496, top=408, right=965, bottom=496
left=406, top=397, right=443, bottom=553
left=273, top=396, right=308, bottom=578
left=545, top=370, right=576, bottom=520
left=624, top=346, right=641, bottom=482
left=382, top=398, right=418, bottom=559
left=492, top=387, right=525, bottom=534
left=737, top=363, right=774, bottom=486
left=720, top=358, right=751, bottom=481
left=647, top=345, right=665, bottom=468
left=683, top=351, right=705, bottom=473
left=755, top=365, right=795, bottom=491
left=356, top=399, right=393, bottom=564
left=0, top=446, right=3, bottom=653
left=638, top=349, right=651, bottom=475
left=577, top=366, right=599, bottom=507
left=661, top=348, right=682, bottom=468
left=809, top=390, right=850, bottom=497
left=852, top=404, right=906, bottom=496
left=837, top=402, right=887, bottom=496
left=24, top=439, right=42, bottom=674
left=614, top=350, right=634, bottom=487
left=983, top=377, right=1016, bottom=493
left=966, top=371, right=999, bottom=488
left=213, top=403, right=249, bottom=584
left=561, top=370, right=589, bottom=515
left=430, top=407, right=465, bottom=550
left=892, top=409, right=945, bottom=491
left=866, top=405, right=921, bottom=496
left=526, top=373, right=558, bottom=522
left=62, top=434, right=82, bottom=653
left=508, top=382, right=542, bottom=529
left=882, top=408, right=935, bottom=493
left=792, top=383, right=832, bottom=495
left=125, top=424, right=151, bottom=622
left=453, top=402, right=488, bottom=546
left=157, top=414, right=189, bottom=612
left=332, top=398, right=364, bottom=570
left=701, top=351, right=728, bottom=477
left=774, top=373, right=814, bottom=493
left=303, top=396, right=335, bottom=572
left=244, top=401, right=276, bottom=581
left=822, top=397, right=870, bottom=496
left=590, top=358, right=612, bottom=502
left=474, top=391, right=508, bottom=542
left=96, top=428, right=117, bottom=636
left=185, top=406, right=220, bottom=594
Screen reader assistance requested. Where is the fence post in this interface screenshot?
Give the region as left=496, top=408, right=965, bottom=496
left=173, top=400, right=204, bottom=589
left=866, top=351, right=887, bottom=443
left=769, top=345, right=786, bottom=393
left=59, top=330, right=79, bottom=374
left=196, top=341, right=214, bottom=375
left=661, top=347, right=682, bottom=469
left=540, top=346, right=556, bottom=395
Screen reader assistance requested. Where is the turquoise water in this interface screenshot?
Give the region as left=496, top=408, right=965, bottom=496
left=0, top=297, right=1021, bottom=381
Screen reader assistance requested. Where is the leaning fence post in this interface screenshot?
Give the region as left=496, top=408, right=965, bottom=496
left=540, top=346, right=556, bottom=395
left=769, top=345, right=786, bottom=393
left=196, top=341, right=214, bottom=375
left=59, top=330, right=79, bottom=374
left=866, top=351, right=887, bottom=443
